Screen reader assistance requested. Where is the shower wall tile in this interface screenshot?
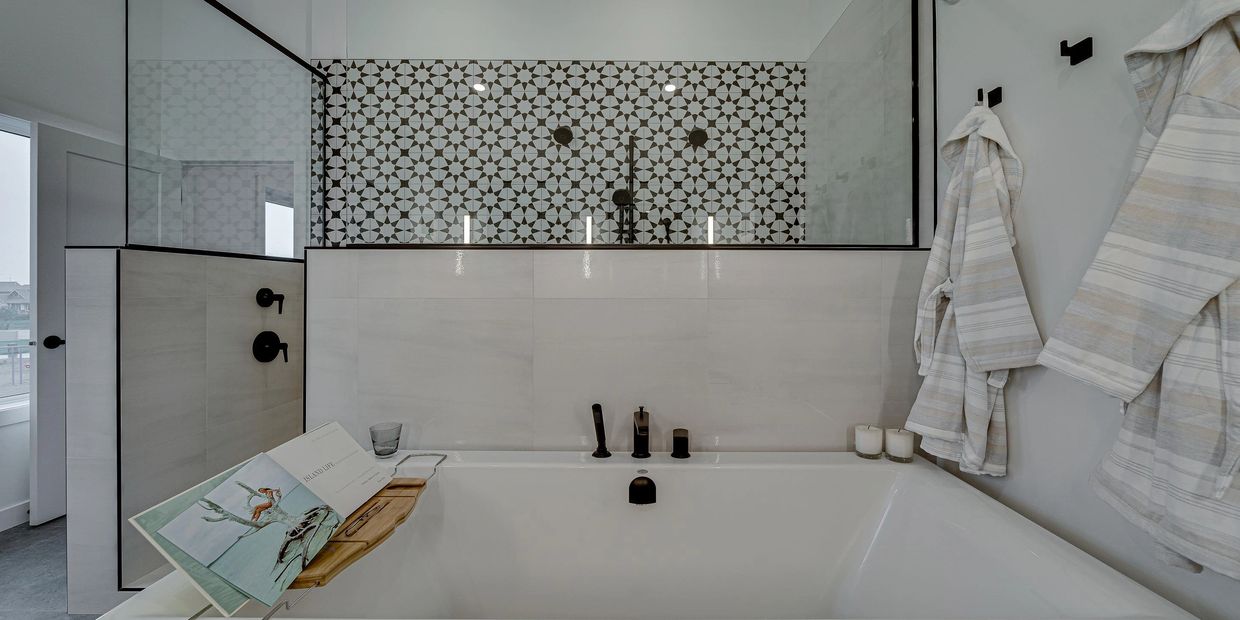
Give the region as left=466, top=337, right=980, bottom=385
left=314, top=59, right=806, bottom=246
left=306, top=248, right=924, bottom=451
left=116, top=249, right=304, bottom=588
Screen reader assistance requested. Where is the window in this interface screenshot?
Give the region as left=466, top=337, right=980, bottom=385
left=264, top=201, right=294, bottom=258
left=0, top=123, right=32, bottom=399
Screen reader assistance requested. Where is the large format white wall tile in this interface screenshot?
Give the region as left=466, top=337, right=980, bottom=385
left=357, top=249, right=533, bottom=298
left=707, top=250, right=884, bottom=300
left=116, top=249, right=304, bottom=590
left=308, top=249, right=358, bottom=298
left=65, top=249, right=131, bottom=614
left=355, top=298, right=535, bottom=448
left=307, top=297, right=359, bottom=434
left=707, top=298, right=883, bottom=450
left=532, top=299, right=709, bottom=452
left=533, top=250, right=708, bottom=299
left=307, top=249, right=926, bottom=451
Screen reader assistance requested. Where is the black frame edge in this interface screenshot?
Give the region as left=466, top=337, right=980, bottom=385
left=200, top=0, right=327, bottom=81
left=123, top=244, right=306, bottom=264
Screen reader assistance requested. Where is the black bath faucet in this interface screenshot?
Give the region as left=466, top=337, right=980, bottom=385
left=591, top=403, right=611, bottom=458
left=632, top=406, right=650, bottom=459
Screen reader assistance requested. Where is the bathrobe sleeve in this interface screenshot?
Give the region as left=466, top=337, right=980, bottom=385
left=1039, top=95, right=1240, bottom=402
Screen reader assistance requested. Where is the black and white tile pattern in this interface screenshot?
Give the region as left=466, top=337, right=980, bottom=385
left=317, top=59, right=806, bottom=245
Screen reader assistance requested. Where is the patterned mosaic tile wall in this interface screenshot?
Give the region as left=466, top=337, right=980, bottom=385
left=317, top=59, right=806, bottom=245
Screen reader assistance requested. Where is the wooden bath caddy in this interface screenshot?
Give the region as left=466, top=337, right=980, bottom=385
left=290, top=477, right=427, bottom=590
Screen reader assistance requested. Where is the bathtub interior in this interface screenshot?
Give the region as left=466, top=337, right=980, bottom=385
left=221, top=456, right=1188, bottom=620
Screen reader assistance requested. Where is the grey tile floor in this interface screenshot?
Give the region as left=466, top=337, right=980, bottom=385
left=0, top=518, right=97, bottom=620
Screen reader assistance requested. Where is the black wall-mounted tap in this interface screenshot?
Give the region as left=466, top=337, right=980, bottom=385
left=252, top=331, right=288, bottom=363
left=256, top=288, right=285, bottom=314
left=591, top=403, right=611, bottom=458
left=632, top=406, right=650, bottom=459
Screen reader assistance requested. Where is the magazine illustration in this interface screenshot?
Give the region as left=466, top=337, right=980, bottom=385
left=157, top=453, right=342, bottom=606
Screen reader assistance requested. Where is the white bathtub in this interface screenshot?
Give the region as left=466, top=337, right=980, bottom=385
left=102, top=452, right=1191, bottom=620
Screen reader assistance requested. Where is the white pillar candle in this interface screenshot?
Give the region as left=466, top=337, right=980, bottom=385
left=854, top=425, right=884, bottom=459
left=885, top=428, right=915, bottom=463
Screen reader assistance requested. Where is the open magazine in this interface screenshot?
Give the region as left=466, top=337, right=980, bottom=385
left=129, top=422, right=392, bottom=616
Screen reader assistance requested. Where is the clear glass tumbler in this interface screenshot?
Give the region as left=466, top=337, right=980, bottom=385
left=369, top=422, right=402, bottom=458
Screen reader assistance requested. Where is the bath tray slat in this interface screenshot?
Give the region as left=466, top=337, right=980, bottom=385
left=290, top=477, right=427, bottom=590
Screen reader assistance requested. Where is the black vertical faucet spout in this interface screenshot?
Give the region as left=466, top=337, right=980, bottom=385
left=632, top=406, right=650, bottom=459
left=592, top=403, right=611, bottom=458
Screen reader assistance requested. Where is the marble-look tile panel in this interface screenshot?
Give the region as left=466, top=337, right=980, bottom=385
left=533, top=250, right=708, bottom=299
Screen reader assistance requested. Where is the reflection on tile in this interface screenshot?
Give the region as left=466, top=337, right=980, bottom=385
left=356, top=250, right=532, bottom=298
left=533, top=250, right=707, bottom=299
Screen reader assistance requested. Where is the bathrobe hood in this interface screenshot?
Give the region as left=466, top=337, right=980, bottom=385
left=941, top=106, right=1023, bottom=244
left=1127, top=0, right=1240, bottom=133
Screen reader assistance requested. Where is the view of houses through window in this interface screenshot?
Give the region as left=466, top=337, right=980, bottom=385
left=0, top=126, right=31, bottom=400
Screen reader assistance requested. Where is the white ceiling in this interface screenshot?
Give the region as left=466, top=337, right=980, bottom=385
left=331, top=0, right=855, bottom=62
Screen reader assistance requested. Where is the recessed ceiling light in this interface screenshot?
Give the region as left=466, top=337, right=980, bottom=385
left=664, top=83, right=677, bottom=93
left=472, top=83, right=486, bottom=92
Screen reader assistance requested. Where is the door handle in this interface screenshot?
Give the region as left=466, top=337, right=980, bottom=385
left=42, top=335, right=66, bottom=349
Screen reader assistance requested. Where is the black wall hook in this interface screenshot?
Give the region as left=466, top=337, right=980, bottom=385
left=1061, top=37, right=1094, bottom=65
left=977, top=87, right=1002, bottom=108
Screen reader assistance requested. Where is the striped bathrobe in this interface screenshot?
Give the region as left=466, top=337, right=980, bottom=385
left=1038, top=0, right=1240, bottom=578
left=904, top=106, right=1042, bottom=477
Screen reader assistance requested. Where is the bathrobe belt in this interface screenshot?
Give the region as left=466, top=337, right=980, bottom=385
left=918, top=278, right=954, bottom=376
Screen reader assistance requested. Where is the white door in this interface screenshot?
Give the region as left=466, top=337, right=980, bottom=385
left=30, top=124, right=125, bottom=524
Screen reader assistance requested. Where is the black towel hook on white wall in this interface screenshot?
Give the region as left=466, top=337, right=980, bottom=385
left=976, top=87, right=1002, bottom=108
left=1061, top=37, right=1094, bottom=65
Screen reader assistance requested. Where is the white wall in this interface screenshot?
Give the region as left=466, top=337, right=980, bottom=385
left=0, top=0, right=125, bottom=144
left=291, top=0, right=852, bottom=61
left=936, top=1, right=1240, bottom=618
left=0, top=401, right=30, bottom=532
left=64, top=249, right=128, bottom=614
left=307, top=249, right=926, bottom=452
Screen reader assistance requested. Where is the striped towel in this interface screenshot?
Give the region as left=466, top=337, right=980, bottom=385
left=905, top=106, right=1042, bottom=477
left=1038, top=0, right=1240, bottom=578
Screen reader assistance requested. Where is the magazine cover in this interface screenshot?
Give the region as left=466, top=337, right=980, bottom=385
left=129, top=462, right=252, bottom=617
left=157, top=453, right=342, bottom=606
